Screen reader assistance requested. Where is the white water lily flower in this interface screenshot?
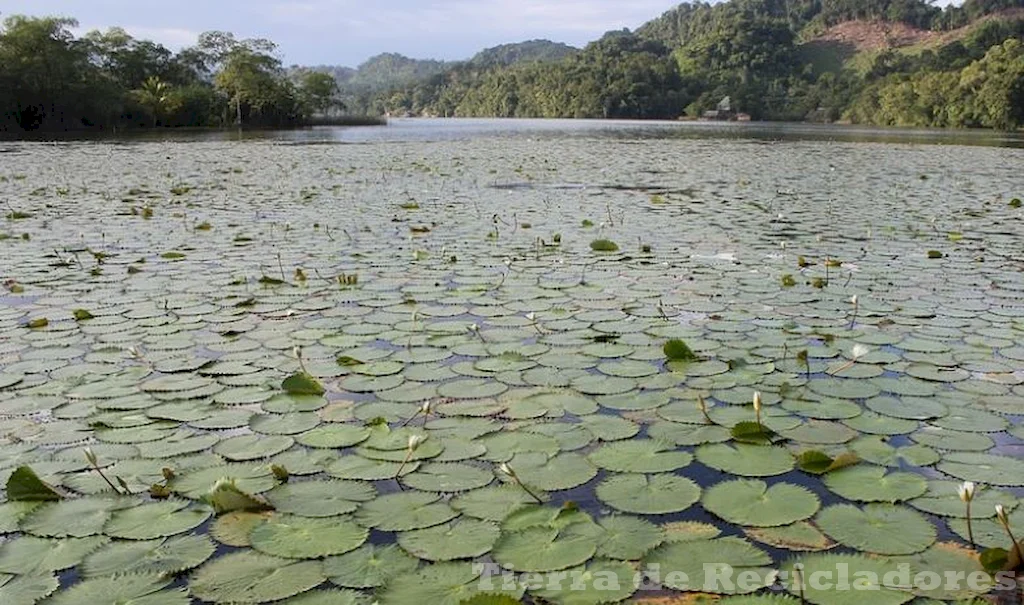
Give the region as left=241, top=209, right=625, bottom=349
left=996, top=504, right=1010, bottom=526
left=752, top=392, right=762, bottom=413
left=851, top=344, right=870, bottom=359
left=850, top=295, right=858, bottom=306
left=498, top=462, right=514, bottom=476
left=525, top=312, right=536, bottom=322
left=407, top=435, right=426, bottom=452
left=420, top=400, right=433, bottom=415
left=958, top=481, right=976, bottom=503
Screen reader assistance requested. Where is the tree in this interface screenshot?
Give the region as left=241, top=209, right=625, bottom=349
left=298, top=71, right=342, bottom=115
left=131, top=76, right=177, bottom=126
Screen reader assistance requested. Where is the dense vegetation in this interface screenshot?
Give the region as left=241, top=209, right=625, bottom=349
left=3, top=0, right=1024, bottom=132
left=373, top=0, right=1024, bottom=128
left=0, top=16, right=343, bottom=132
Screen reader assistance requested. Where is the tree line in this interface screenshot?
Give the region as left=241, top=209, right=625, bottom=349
left=0, top=16, right=342, bottom=132
left=369, top=0, right=1024, bottom=129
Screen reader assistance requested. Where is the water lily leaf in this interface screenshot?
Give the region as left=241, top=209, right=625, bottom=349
left=451, top=486, right=535, bottom=522
left=277, top=589, right=368, bottom=605
left=355, top=491, right=459, bottom=531
left=505, top=452, right=597, bottom=491
left=324, top=543, right=419, bottom=588
left=190, top=550, right=326, bottom=602
left=282, top=372, right=325, bottom=396
left=794, top=450, right=859, bottom=474
left=378, top=562, right=523, bottom=605
left=250, top=412, right=321, bottom=435
left=662, top=521, right=722, bottom=543
left=45, top=572, right=188, bottom=605
left=250, top=513, right=368, bottom=558
left=214, top=434, right=295, bottom=461
left=816, top=503, right=936, bottom=555
left=779, top=554, right=913, bottom=605
left=0, top=573, right=59, bottom=605
left=402, top=462, right=494, bottom=492
left=937, top=452, right=1024, bottom=486
left=264, top=479, right=375, bottom=517
left=529, top=559, right=640, bottom=604
left=849, top=436, right=938, bottom=468
left=595, top=473, right=700, bottom=514
left=703, top=479, right=819, bottom=527
left=398, top=518, right=500, bottom=561
left=104, top=498, right=212, bottom=538
left=744, top=522, right=835, bottom=551
left=587, top=440, right=692, bottom=473
left=209, top=510, right=272, bottom=547
left=327, top=456, right=420, bottom=480
left=82, top=534, right=215, bottom=577
left=908, top=480, right=1013, bottom=518
left=824, top=466, right=927, bottom=502
left=296, top=424, right=370, bottom=448
left=169, top=463, right=275, bottom=499
left=910, top=427, right=993, bottom=452
left=6, top=466, right=63, bottom=501
left=492, top=522, right=601, bottom=572
left=0, top=535, right=108, bottom=574
left=696, top=443, right=794, bottom=477
left=895, top=542, right=993, bottom=600
left=20, top=496, right=139, bottom=537
left=203, top=479, right=273, bottom=515
left=947, top=505, right=1024, bottom=549
left=0, top=502, right=41, bottom=533
left=644, top=537, right=774, bottom=595
left=595, top=515, right=664, bottom=560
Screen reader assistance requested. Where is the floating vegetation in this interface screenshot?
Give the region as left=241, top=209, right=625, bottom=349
left=0, top=135, right=1021, bottom=605
left=589, top=239, right=619, bottom=252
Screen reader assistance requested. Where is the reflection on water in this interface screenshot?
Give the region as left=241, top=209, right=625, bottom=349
left=9, top=118, right=1024, bottom=148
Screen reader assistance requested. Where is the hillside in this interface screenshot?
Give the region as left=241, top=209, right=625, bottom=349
left=470, top=39, right=578, bottom=67
left=365, top=0, right=1024, bottom=128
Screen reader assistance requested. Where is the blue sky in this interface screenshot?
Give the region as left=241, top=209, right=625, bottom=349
left=3, top=0, right=685, bottom=66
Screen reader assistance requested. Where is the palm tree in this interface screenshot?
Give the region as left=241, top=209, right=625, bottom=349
left=132, top=76, right=173, bottom=127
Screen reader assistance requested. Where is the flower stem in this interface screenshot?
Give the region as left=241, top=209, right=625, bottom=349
left=966, top=500, right=975, bottom=548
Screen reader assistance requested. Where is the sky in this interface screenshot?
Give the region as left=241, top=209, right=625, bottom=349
left=1, top=0, right=686, bottom=66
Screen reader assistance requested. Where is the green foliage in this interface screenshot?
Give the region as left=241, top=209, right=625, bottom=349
left=281, top=372, right=325, bottom=396
left=663, top=338, right=698, bottom=362
left=6, top=466, right=63, bottom=501
left=0, top=16, right=338, bottom=132
left=589, top=238, right=619, bottom=252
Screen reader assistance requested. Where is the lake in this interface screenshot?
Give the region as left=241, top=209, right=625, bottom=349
left=1, top=119, right=1022, bottom=604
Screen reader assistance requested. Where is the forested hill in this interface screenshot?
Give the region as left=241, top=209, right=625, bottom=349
left=307, top=41, right=578, bottom=112
left=369, top=0, right=1024, bottom=129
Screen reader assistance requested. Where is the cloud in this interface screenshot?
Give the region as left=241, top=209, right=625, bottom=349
left=19, top=0, right=685, bottom=64
left=73, top=24, right=201, bottom=50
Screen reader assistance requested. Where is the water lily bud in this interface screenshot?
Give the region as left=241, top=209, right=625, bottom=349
left=526, top=312, right=536, bottom=322
left=752, top=391, right=762, bottom=413
left=499, top=462, right=514, bottom=476
left=161, top=467, right=176, bottom=481
left=83, top=447, right=98, bottom=466
left=957, top=481, right=975, bottom=503
left=996, top=504, right=1010, bottom=527
left=850, top=295, right=858, bottom=306
left=420, top=400, right=433, bottom=415
left=851, top=344, right=870, bottom=359
left=407, top=435, right=426, bottom=452
left=292, top=345, right=302, bottom=359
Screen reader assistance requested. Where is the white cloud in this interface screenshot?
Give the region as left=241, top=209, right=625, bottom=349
left=74, top=24, right=200, bottom=50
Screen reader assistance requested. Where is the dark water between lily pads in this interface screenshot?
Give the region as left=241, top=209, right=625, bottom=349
left=1, top=119, right=1023, bottom=604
